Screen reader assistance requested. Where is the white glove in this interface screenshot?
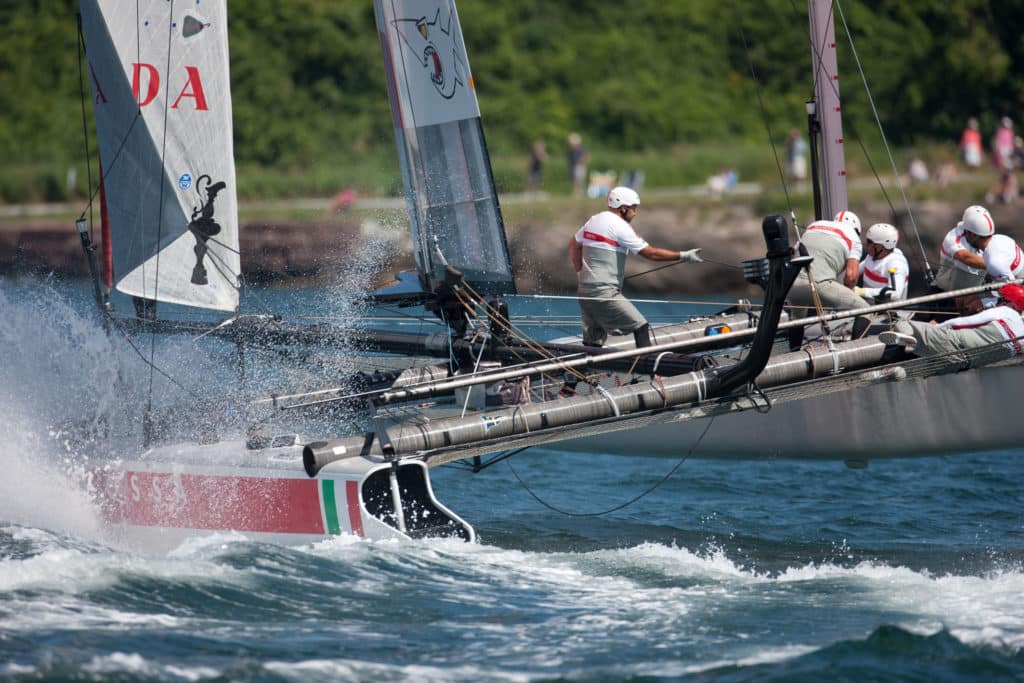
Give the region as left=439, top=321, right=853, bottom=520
left=679, top=248, right=703, bottom=263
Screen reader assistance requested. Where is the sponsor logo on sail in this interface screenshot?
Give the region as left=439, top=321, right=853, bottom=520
left=392, top=8, right=470, bottom=100
left=178, top=173, right=192, bottom=190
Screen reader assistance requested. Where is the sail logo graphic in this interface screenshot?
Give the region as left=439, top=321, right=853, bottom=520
left=187, top=174, right=227, bottom=286
left=181, top=14, right=210, bottom=39
left=480, top=415, right=505, bottom=432
left=178, top=173, right=192, bottom=190
left=392, top=8, right=470, bottom=100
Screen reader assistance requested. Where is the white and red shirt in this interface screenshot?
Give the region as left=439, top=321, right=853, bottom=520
left=942, top=305, right=1024, bottom=355
left=800, top=219, right=862, bottom=283
left=574, top=211, right=649, bottom=289
left=859, top=248, right=910, bottom=300
left=933, top=226, right=986, bottom=291
left=983, top=233, right=1024, bottom=282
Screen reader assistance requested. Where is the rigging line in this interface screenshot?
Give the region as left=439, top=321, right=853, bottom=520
left=522, top=293, right=762, bottom=308
left=623, top=256, right=742, bottom=283
left=456, top=286, right=590, bottom=384
left=833, top=0, right=932, bottom=283
left=119, top=330, right=201, bottom=399
left=730, top=0, right=797, bottom=229
left=795, top=0, right=928, bottom=278
left=147, top=1, right=178, bottom=414
left=75, top=13, right=95, bottom=242
left=453, top=288, right=581, bottom=386
left=201, top=234, right=241, bottom=255
left=505, top=415, right=717, bottom=517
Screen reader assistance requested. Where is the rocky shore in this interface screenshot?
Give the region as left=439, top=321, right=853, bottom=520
left=2, top=197, right=1021, bottom=297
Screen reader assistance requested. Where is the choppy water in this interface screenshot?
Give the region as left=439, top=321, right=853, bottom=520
left=2, top=278, right=1024, bottom=681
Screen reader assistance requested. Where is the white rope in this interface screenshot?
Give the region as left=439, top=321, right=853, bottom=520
left=593, top=384, right=621, bottom=417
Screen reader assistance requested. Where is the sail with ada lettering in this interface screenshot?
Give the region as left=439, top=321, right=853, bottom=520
left=374, top=0, right=516, bottom=296
left=80, top=0, right=240, bottom=312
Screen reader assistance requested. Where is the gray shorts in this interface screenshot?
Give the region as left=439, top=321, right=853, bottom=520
left=578, top=287, right=647, bottom=346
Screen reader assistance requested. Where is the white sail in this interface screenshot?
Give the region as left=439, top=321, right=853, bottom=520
left=374, top=0, right=516, bottom=295
left=80, top=0, right=240, bottom=312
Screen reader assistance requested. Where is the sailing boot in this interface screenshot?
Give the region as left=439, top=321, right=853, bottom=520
left=850, top=316, right=871, bottom=340
left=633, top=323, right=654, bottom=349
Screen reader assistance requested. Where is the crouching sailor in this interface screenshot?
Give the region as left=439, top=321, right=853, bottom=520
left=879, top=283, right=1024, bottom=364
left=787, top=210, right=869, bottom=312
left=854, top=223, right=909, bottom=303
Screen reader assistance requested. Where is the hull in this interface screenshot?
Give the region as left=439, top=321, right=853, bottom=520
left=557, top=359, right=1024, bottom=462
left=91, top=439, right=473, bottom=553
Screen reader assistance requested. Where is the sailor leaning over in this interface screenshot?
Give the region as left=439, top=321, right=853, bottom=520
left=787, top=210, right=869, bottom=313
left=880, top=283, right=1024, bottom=366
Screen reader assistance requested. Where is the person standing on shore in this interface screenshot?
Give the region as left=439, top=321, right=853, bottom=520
left=568, top=186, right=702, bottom=348
left=960, top=117, right=983, bottom=168
left=567, top=133, right=590, bottom=196
left=527, top=139, right=547, bottom=192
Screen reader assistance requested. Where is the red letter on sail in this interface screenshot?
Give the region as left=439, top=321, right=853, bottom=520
left=171, top=66, right=209, bottom=111
left=132, top=63, right=160, bottom=106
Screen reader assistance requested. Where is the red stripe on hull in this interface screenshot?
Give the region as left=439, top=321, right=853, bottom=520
left=346, top=480, right=364, bottom=537
left=95, top=471, right=326, bottom=534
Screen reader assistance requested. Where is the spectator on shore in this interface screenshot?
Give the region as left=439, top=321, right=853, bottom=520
left=909, top=156, right=929, bottom=184
left=527, top=140, right=547, bottom=192
left=567, top=133, right=590, bottom=196
left=960, top=117, right=983, bottom=168
left=786, top=129, right=808, bottom=181
left=934, top=159, right=958, bottom=188
left=987, top=117, right=1017, bottom=204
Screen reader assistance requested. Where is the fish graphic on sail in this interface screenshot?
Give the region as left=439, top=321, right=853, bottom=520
left=375, top=0, right=515, bottom=296
left=79, top=0, right=240, bottom=312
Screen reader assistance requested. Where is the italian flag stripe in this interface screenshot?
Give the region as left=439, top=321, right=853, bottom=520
left=321, top=479, right=342, bottom=535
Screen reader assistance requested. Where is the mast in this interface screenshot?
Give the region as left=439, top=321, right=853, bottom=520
left=807, top=0, right=848, bottom=219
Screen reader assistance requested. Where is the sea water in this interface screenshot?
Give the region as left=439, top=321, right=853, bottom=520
left=1, top=276, right=1023, bottom=682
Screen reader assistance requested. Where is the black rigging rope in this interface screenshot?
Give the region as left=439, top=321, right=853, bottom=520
left=504, top=416, right=716, bottom=517
left=75, top=13, right=95, bottom=242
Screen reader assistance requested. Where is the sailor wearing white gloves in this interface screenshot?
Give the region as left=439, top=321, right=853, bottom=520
left=568, top=186, right=702, bottom=347
left=854, top=223, right=910, bottom=303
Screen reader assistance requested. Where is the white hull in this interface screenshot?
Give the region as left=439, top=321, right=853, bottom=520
left=556, top=360, right=1024, bottom=462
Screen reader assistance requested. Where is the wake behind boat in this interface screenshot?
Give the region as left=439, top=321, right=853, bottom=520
left=70, top=0, right=1024, bottom=550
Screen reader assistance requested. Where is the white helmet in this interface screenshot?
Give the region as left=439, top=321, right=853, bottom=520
left=834, top=210, right=861, bottom=235
left=865, top=223, right=899, bottom=250
left=607, top=186, right=640, bottom=209
left=958, top=205, right=994, bottom=236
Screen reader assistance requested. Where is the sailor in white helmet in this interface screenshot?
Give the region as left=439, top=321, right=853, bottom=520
left=982, top=233, right=1024, bottom=282
left=880, top=283, right=1024, bottom=366
left=787, top=209, right=869, bottom=312
left=931, top=205, right=993, bottom=293
left=569, top=186, right=703, bottom=347
left=854, top=223, right=910, bottom=303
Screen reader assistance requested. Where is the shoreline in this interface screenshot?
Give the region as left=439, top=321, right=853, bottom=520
left=1, top=191, right=1020, bottom=296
